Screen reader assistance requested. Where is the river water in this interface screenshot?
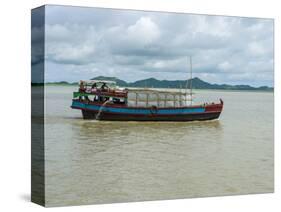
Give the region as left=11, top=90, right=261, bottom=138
left=44, top=85, right=273, bottom=206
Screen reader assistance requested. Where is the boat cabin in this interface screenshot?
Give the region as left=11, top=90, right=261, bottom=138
left=73, top=80, right=194, bottom=108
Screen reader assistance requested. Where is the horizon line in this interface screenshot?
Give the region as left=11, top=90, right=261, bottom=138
left=38, top=76, right=273, bottom=88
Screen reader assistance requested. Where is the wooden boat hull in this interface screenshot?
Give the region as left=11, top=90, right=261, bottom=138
left=71, top=100, right=223, bottom=121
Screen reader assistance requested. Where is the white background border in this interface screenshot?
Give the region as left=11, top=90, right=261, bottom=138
left=0, top=0, right=279, bottom=211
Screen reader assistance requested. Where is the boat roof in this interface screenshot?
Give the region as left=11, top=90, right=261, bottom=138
left=80, top=80, right=116, bottom=85
left=127, top=88, right=194, bottom=96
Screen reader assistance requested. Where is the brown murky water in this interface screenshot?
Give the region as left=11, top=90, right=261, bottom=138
left=44, top=86, right=273, bottom=206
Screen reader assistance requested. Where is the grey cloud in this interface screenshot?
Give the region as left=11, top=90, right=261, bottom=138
left=43, top=5, right=274, bottom=86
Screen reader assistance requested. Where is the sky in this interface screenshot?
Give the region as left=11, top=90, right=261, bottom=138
left=36, top=5, right=273, bottom=86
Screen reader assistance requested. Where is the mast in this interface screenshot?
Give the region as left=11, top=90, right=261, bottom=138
left=185, top=56, right=193, bottom=106
left=190, top=56, right=192, bottom=105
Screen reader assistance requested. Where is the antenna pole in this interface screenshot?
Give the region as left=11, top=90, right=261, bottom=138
left=185, top=58, right=188, bottom=104
left=189, top=56, right=193, bottom=105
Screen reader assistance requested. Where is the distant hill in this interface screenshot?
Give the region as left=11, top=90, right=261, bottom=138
left=42, top=76, right=273, bottom=91
left=90, top=76, right=273, bottom=91
left=45, top=81, right=77, bottom=86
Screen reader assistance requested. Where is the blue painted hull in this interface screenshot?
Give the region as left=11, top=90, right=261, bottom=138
left=71, top=100, right=223, bottom=121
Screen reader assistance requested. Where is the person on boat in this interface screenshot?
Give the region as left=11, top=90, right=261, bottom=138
left=79, top=81, right=86, bottom=93
left=85, top=95, right=90, bottom=102
left=101, top=82, right=109, bottom=91
left=92, top=83, right=97, bottom=89
left=91, top=82, right=97, bottom=92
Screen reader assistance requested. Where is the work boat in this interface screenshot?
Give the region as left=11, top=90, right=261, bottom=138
left=71, top=80, right=223, bottom=121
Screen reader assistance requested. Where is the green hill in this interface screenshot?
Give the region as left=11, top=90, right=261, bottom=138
left=90, top=76, right=273, bottom=91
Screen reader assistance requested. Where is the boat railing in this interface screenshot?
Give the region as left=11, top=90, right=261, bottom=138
left=75, top=87, right=128, bottom=98
left=127, top=89, right=193, bottom=107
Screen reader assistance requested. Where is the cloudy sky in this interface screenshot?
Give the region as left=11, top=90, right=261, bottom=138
left=42, top=5, right=273, bottom=86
